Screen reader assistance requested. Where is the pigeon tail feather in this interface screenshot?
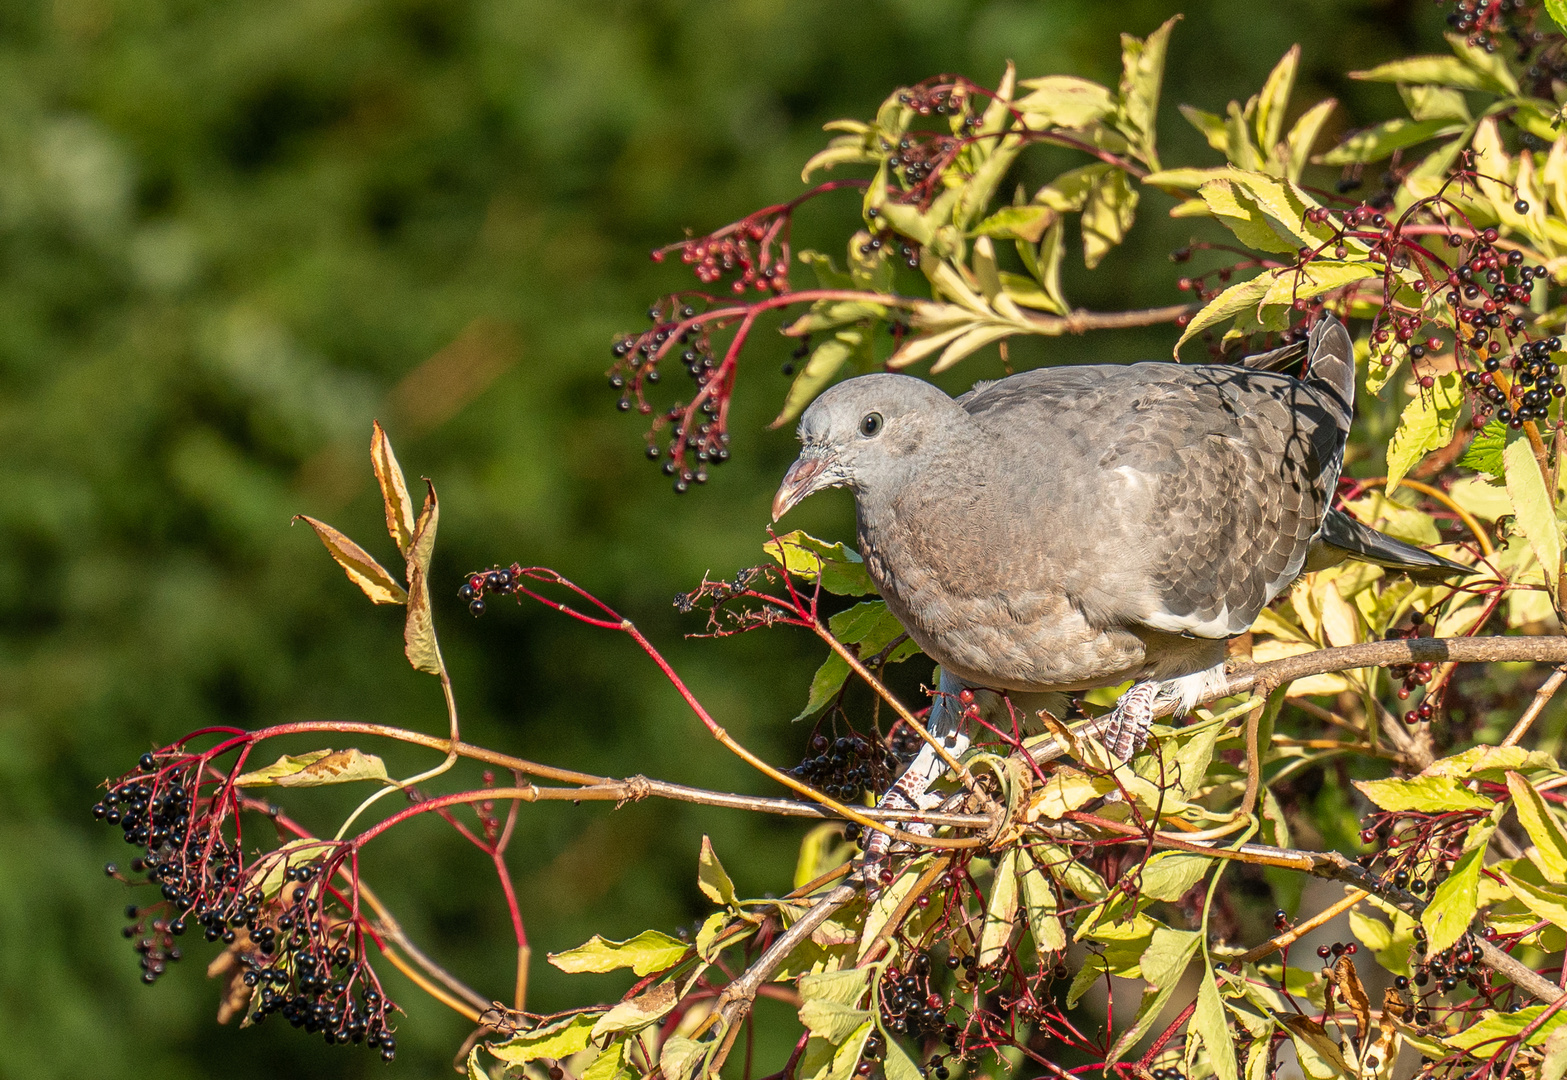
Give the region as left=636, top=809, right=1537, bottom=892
left=1302, top=315, right=1355, bottom=438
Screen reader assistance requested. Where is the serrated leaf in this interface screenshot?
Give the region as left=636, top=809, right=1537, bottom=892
left=1422, top=835, right=1491, bottom=954
left=979, top=849, right=1021, bottom=966
left=1260, top=261, right=1379, bottom=307
left=1503, top=871, right=1567, bottom=930
left=1108, top=929, right=1198, bottom=1063
left=234, top=748, right=389, bottom=788
left=797, top=600, right=917, bottom=718
left=370, top=421, right=415, bottom=556
left=658, top=1036, right=712, bottom=1080
left=1285, top=99, right=1337, bottom=181
left=1015, top=75, right=1115, bottom=129
left=1020, top=853, right=1065, bottom=954
left=403, top=561, right=442, bottom=675
left=592, top=984, right=679, bottom=1039
left=773, top=330, right=865, bottom=428
left=799, top=1000, right=872, bottom=1043
left=488, top=1014, right=598, bottom=1065
left=467, top=1046, right=489, bottom=1080
left=931, top=322, right=1016, bottom=374
left=1353, top=774, right=1495, bottom=812
left=1506, top=437, right=1562, bottom=593
left=1319, top=117, right=1464, bottom=165
left=1081, top=168, right=1138, bottom=269
left=1386, top=372, right=1464, bottom=492
left=799, top=967, right=873, bottom=1006
left=1255, top=47, right=1299, bottom=155
left=1508, top=771, right=1567, bottom=881
left=1116, top=15, right=1179, bottom=169
left=1175, top=273, right=1271, bottom=354
left=1278, top=1015, right=1351, bottom=1079
left=970, top=204, right=1055, bottom=243
left=582, top=1040, right=631, bottom=1080
left=1401, top=84, right=1471, bottom=123
left=698, top=836, right=737, bottom=906
left=293, top=516, right=408, bottom=605
left=1350, top=54, right=1510, bottom=94
left=1460, top=421, right=1508, bottom=480
left=1446, top=1004, right=1567, bottom=1051
left=1197, top=179, right=1302, bottom=254
left=766, top=531, right=875, bottom=596
left=1138, top=852, right=1213, bottom=902
left=1195, top=971, right=1239, bottom=1080
left=549, top=931, right=689, bottom=976
left=882, top=1041, right=922, bottom=1080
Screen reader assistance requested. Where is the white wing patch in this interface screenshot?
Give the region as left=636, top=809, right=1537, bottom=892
left=1140, top=605, right=1242, bottom=639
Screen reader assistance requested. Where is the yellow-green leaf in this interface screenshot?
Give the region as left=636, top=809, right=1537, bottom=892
left=1386, top=372, right=1463, bottom=493
left=772, top=329, right=865, bottom=428
left=487, top=1014, right=598, bottom=1065
left=1174, top=273, right=1270, bottom=355
left=293, top=516, right=408, bottom=605
left=979, top=849, right=1021, bottom=965
left=370, top=420, right=416, bottom=556
left=1505, top=437, right=1562, bottom=592
left=1195, top=970, right=1239, bottom=1080
left=1354, top=774, right=1495, bottom=813
left=549, top=931, right=689, bottom=976
left=1508, top=770, right=1567, bottom=881
left=698, top=836, right=737, bottom=906
left=1422, top=836, right=1490, bottom=954
left=765, top=531, right=875, bottom=596
left=1502, top=871, right=1567, bottom=930
left=235, top=748, right=389, bottom=788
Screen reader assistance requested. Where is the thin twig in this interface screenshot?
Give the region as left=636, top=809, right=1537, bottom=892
left=1502, top=664, right=1567, bottom=747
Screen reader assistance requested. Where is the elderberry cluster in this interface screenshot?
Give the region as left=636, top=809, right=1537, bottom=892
left=608, top=303, right=734, bottom=492
left=792, top=732, right=899, bottom=827
left=878, top=954, right=956, bottom=1043
left=655, top=217, right=790, bottom=294
left=1464, top=335, right=1565, bottom=428
left=859, top=216, right=921, bottom=270
left=1411, top=928, right=1499, bottom=997
left=1443, top=0, right=1535, bottom=54
left=1354, top=810, right=1471, bottom=905
left=459, top=563, right=522, bottom=617
left=1313, top=940, right=1361, bottom=964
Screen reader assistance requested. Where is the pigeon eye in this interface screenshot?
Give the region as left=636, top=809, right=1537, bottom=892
left=859, top=412, right=884, bottom=437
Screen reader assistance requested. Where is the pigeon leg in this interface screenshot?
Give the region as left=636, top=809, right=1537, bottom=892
left=859, top=669, right=972, bottom=889
left=1092, top=680, right=1158, bottom=761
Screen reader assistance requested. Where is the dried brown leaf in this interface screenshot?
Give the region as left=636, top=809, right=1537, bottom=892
left=1332, top=953, right=1372, bottom=1052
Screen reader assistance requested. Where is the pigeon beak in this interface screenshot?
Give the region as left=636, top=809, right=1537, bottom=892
left=772, top=452, right=834, bottom=522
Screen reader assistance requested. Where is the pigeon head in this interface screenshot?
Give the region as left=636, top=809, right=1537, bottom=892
left=771, top=373, right=965, bottom=521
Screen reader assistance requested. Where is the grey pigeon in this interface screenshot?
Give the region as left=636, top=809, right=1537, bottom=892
left=771, top=316, right=1466, bottom=866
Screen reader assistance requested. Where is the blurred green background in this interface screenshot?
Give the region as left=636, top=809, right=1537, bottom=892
left=0, top=1, right=1452, bottom=1077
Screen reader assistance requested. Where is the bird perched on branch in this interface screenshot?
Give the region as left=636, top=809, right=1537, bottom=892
left=771, top=315, right=1468, bottom=870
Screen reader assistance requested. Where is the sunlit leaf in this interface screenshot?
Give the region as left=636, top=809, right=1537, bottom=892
left=1254, top=47, right=1299, bottom=155
left=799, top=1000, right=872, bottom=1043
left=765, top=531, right=876, bottom=596
left=1015, top=75, right=1115, bottom=129
left=487, top=1014, right=598, bottom=1064
left=1386, top=372, right=1463, bottom=492
left=1195, top=970, right=1239, bottom=1080
left=1459, top=421, right=1508, bottom=481
left=370, top=420, right=416, bottom=556
left=235, top=748, right=389, bottom=788
left=697, top=836, right=738, bottom=907
left=293, top=515, right=408, bottom=605
left=979, top=849, right=1021, bottom=966
left=1445, top=1004, right=1567, bottom=1051
left=1115, top=15, right=1180, bottom=169
left=1318, top=117, right=1464, bottom=165
left=1175, top=272, right=1270, bottom=354
left=1505, top=437, right=1562, bottom=595
left=1422, top=832, right=1492, bottom=954
left=1138, top=852, right=1213, bottom=902
left=591, top=984, right=679, bottom=1039
left=772, top=329, right=866, bottom=428
left=1353, top=774, right=1495, bottom=813
left=549, top=930, right=689, bottom=976
left=1507, top=771, right=1567, bottom=881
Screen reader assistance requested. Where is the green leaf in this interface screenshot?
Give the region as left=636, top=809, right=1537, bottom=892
left=1020, top=851, right=1066, bottom=954
left=798, top=600, right=918, bottom=718
left=1140, top=927, right=1201, bottom=988
left=881, top=1041, right=923, bottom=1080
left=293, top=516, right=408, bottom=605
left=1422, top=834, right=1491, bottom=954
left=549, top=930, right=689, bottom=976
left=1260, top=261, right=1379, bottom=307
left=1505, top=437, right=1562, bottom=593
left=698, top=836, right=737, bottom=906
left=1350, top=54, right=1511, bottom=95
left=582, top=1040, right=632, bottom=1080
left=1194, top=970, right=1239, bottom=1080
left=766, top=531, right=875, bottom=596
left=488, top=1014, right=598, bottom=1065
left=970, top=204, right=1055, bottom=243
left=773, top=329, right=866, bottom=428
left=1550, top=0, right=1567, bottom=37
left=1353, top=774, right=1495, bottom=813
left=1254, top=47, right=1299, bottom=154
left=802, top=136, right=880, bottom=182
left=659, top=1036, right=713, bottom=1080
left=979, top=849, right=1021, bottom=965
left=798, top=968, right=873, bottom=1007
left=1278, top=1015, right=1352, bottom=1079
left=1386, top=372, right=1464, bottom=493
left=1502, top=871, right=1567, bottom=930
left=1400, top=84, right=1471, bottom=123
left=1138, top=852, right=1214, bottom=902
left=1284, top=99, right=1337, bottom=181
left=1460, top=421, right=1508, bottom=480
left=1318, top=117, right=1464, bottom=165
left=234, top=748, right=389, bottom=788
left=1446, top=1004, right=1567, bottom=1051
left=1507, top=771, right=1567, bottom=881
left=794, top=823, right=857, bottom=890
left=1081, top=168, right=1138, bottom=269
left=1015, top=75, right=1115, bottom=129
left=592, top=984, right=680, bottom=1039
left=1115, top=15, right=1180, bottom=169
left=1197, top=179, right=1299, bottom=255
left=799, top=1000, right=873, bottom=1043
left=1175, top=273, right=1270, bottom=355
